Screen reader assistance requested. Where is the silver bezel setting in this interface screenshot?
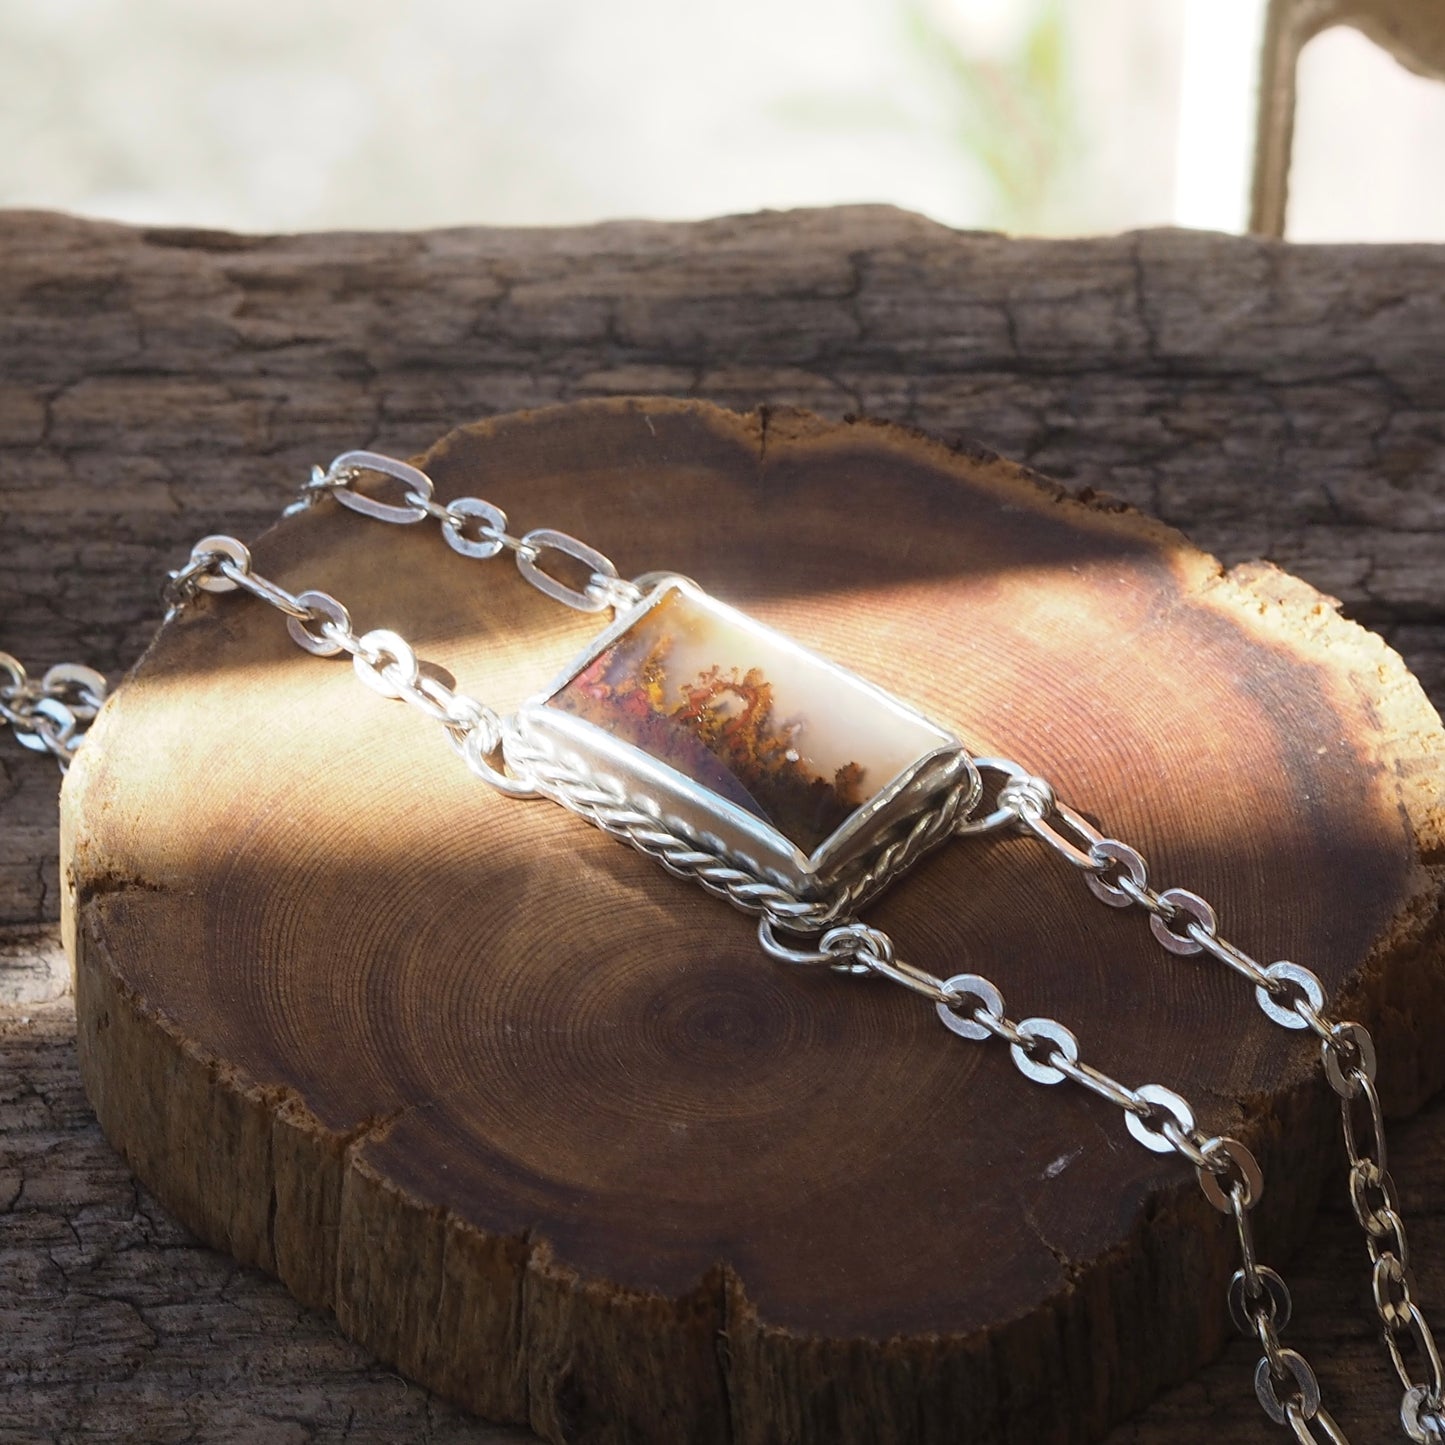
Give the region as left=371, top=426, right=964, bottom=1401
left=507, top=577, right=971, bottom=907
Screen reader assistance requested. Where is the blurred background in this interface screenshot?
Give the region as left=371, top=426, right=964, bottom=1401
left=3, top=0, right=1444, bottom=240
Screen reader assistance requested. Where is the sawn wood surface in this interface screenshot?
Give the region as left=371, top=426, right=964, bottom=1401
left=3, top=207, right=1445, bottom=1444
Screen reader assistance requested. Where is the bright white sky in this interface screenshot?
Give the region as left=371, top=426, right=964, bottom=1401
left=2, top=0, right=1443, bottom=239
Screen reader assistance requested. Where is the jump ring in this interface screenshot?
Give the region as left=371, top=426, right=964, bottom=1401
left=353, top=629, right=419, bottom=699
left=1149, top=888, right=1218, bottom=955
left=442, top=497, right=510, bottom=559
left=1084, top=839, right=1147, bottom=908
left=1010, top=1017, right=1079, bottom=1084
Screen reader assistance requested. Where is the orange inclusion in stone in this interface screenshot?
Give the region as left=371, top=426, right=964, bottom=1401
left=551, top=609, right=866, bottom=855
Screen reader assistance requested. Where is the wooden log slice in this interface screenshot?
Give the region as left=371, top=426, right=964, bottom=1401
left=61, top=398, right=1445, bottom=1445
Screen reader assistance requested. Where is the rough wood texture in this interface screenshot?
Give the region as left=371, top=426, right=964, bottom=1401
left=3, top=208, right=1445, bottom=1442
left=54, top=397, right=1445, bottom=1443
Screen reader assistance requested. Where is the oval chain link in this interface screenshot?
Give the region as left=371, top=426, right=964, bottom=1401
left=773, top=916, right=1343, bottom=1439
left=289, top=449, right=642, bottom=613
left=0, top=650, right=110, bottom=772
left=977, top=758, right=1445, bottom=1441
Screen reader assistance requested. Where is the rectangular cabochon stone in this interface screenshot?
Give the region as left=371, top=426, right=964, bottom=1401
left=545, top=585, right=948, bottom=859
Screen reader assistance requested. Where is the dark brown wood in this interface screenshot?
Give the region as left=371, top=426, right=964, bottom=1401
left=11, top=935, right=1445, bottom=1445
left=54, top=398, right=1445, bottom=1443
left=5, top=209, right=1445, bottom=1444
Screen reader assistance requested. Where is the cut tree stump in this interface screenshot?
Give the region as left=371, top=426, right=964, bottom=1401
left=60, top=398, right=1445, bottom=1444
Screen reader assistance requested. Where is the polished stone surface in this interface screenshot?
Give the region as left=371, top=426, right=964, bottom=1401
left=549, top=585, right=945, bottom=857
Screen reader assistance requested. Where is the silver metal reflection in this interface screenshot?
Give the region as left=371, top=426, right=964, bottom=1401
left=510, top=576, right=974, bottom=904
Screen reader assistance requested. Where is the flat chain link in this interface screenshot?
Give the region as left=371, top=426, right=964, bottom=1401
left=978, top=759, right=1443, bottom=1441
left=10, top=450, right=1437, bottom=1442
left=775, top=916, right=1343, bottom=1440
left=162, top=534, right=532, bottom=795
left=0, top=650, right=109, bottom=772
left=286, top=448, right=642, bottom=613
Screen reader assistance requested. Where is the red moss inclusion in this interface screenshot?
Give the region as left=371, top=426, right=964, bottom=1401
left=550, top=604, right=867, bottom=855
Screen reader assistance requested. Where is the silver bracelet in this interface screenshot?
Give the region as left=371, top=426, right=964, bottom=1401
left=4, top=447, right=1441, bottom=1445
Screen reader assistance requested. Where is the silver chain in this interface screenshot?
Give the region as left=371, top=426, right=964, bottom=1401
left=771, top=915, right=1349, bottom=1441
left=151, top=450, right=653, bottom=795
left=4, top=448, right=1435, bottom=1441
left=0, top=652, right=108, bottom=770
left=282, top=449, right=644, bottom=613
left=165, top=531, right=515, bottom=768
left=978, top=758, right=1445, bottom=1443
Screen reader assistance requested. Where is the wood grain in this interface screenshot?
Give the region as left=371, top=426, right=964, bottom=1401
left=56, top=399, right=1445, bottom=1442
left=4, top=207, right=1445, bottom=1443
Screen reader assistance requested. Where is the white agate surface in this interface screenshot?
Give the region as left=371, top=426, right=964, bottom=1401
left=641, top=591, right=932, bottom=802
left=545, top=582, right=951, bottom=858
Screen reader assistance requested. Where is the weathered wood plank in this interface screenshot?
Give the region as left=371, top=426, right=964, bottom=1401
left=0, top=925, right=525, bottom=1444
left=3, top=207, right=1444, bottom=1442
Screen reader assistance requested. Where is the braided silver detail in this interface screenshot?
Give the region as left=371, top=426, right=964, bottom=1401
left=503, top=727, right=981, bottom=930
